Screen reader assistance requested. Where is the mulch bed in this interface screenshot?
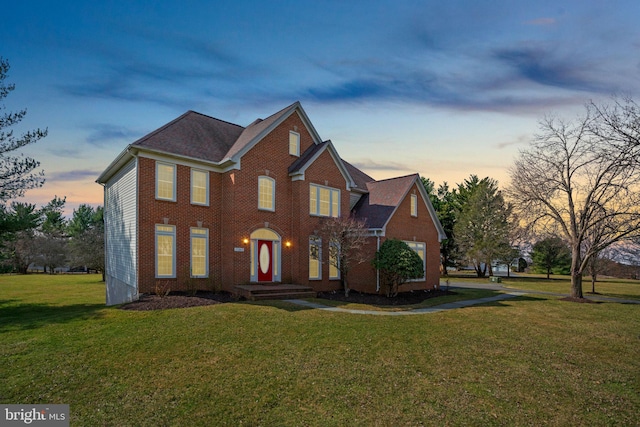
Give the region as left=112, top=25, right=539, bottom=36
left=121, top=291, right=235, bottom=311
left=121, top=288, right=456, bottom=311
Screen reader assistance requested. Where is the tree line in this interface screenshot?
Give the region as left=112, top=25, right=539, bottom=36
left=0, top=198, right=105, bottom=278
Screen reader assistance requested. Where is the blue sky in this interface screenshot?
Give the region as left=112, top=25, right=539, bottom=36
left=2, top=0, right=639, bottom=213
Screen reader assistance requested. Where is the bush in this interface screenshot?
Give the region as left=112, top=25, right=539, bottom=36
left=372, top=239, right=424, bottom=297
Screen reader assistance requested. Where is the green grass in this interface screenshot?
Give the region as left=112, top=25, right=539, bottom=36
left=1, top=274, right=639, bottom=426
left=307, top=288, right=496, bottom=311
left=447, top=272, right=640, bottom=300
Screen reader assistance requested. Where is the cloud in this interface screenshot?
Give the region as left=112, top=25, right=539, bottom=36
left=85, top=124, right=141, bottom=146
left=493, top=46, right=612, bottom=93
left=57, top=26, right=263, bottom=110
left=350, top=159, right=409, bottom=172
left=494, top=134, right=530, bottom=150
left=48, top=169, right=101, bottom=182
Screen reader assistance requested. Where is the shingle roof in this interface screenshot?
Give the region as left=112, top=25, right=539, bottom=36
left=131, top=111, right=244, bottom=163
left=352, top=174, right=418, bottom=228
left=288, top=141, right=329, bottom=174
left=225, top=102, right=299, bottom=160
left=342, top=160, right=374, bottom=192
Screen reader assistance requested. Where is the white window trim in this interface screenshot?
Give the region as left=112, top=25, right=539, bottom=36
left=155, top=224, right=176, bottom=278
left=258, top=176, right=276, bottom=212
left=190, top=227, right=209, bottom=278
left=309, top=184, right=340, bottom=218
left=404, top=240, right=426, bottom=281
left=190, top=168, right=209, bottom=206
left=411, top=194, right=418, bottom=217
left=289, top=131, right=300, bottom=156
left=309, top=236, right=322, bottom=280
left=156, top=161, right=177, bottom=201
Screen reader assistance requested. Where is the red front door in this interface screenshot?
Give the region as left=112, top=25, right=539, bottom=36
left=257, top=240, right=273, bottom=282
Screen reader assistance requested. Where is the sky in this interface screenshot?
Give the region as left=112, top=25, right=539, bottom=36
left=2, top=0, right=639, bottom=214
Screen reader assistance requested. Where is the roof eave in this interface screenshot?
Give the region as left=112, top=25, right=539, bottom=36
left=96, top=145, right=137, bottom=184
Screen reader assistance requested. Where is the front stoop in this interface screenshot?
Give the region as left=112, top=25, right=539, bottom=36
left=234, top=284, right=316, bottom=301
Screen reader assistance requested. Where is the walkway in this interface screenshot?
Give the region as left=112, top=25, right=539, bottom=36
left=284, top=281, right=639, bottom=315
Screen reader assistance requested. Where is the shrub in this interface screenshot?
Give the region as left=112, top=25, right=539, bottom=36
left=372, top=239, right=424, bottom=297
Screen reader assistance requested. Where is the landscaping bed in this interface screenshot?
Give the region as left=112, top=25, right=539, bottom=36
left=122, top=288, right=455, bottom=310
left=121, top=291, right=235, bottom=310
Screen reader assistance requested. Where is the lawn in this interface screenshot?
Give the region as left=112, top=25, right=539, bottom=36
left=1, top=274, right=639, bottom=426
left=447, top=271, right=640, bottom=300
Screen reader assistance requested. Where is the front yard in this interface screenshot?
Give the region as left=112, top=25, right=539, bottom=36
left=1, top=274, right=638, bottom=426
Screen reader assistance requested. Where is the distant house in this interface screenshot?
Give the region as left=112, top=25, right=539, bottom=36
left=97, top=102, right=446, bottom=305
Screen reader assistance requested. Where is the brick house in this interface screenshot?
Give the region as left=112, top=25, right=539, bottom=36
left=97, top=102, right=446, bottom=305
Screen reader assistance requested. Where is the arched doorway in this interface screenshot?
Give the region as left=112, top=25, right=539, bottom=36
left=250, top=228, right=281, bottom=283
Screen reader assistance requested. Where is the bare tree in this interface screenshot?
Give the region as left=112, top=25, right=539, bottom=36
left=507, top=98, right=640, bottom=299
left=317, top=216, right=369, bottom=297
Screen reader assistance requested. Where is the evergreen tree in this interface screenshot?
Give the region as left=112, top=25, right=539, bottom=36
left=0, top=58, right=46, bottom=201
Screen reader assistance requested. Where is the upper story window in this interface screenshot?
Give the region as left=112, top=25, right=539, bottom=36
left=310, top=184, right=340, bottom=218
left=289, top=131, right=300, bottom=156
left=156, top=162, right=176, bottom=201
left=155, top=224, right=176, bottom=278
left=405, top=241, right=426, bottom=281
left=411, top=194, right=418, bottom=217
left=191, top=169, right=209, bottom=206
left=258, top=176, right=275, bottom=211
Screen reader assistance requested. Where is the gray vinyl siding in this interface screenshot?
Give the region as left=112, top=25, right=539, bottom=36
left=104, top=158, right=138, bottom=305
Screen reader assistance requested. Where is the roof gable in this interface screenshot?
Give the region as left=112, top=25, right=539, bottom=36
left=352, top=174, right=446, bottom=240
left=225, top=101, right=324, bottom=162
left=288, top=140, right=356, bottom=190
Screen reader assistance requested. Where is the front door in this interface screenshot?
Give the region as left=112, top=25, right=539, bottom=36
left=257, top=240, right=273, bottom=282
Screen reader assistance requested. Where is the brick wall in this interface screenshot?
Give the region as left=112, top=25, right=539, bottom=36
left=348, top=181, right=441, bottom=294
left=137, top=156, right=221, bottom=294
left=133, top=110, right=440, bottom=296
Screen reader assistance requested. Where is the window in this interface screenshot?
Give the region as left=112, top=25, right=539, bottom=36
left=289, top=131, right=300, bottom=156
left=191, top=169, right=209, bottom=205
left=310, top=184, right=340, bottom=217
left=156, top=225, right=176, bottom=278
left=329, top=242, right=340, bottom=279
left=405, top=241, right=426, bottom=281
left=191, top=228, right=208, bottom=277
left=258, top=176, right=275, bottom=211
left=411, top=194, right=418, bottom=217
left=309, top=236, right=321, bottom=280
left=156, top=162, right=176, bottom=201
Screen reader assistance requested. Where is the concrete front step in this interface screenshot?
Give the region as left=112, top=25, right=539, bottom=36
left=234, top=284, right=316, bottom=301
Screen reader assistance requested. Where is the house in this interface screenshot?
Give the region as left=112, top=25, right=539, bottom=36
left=97, top=102, right=446, bottom=305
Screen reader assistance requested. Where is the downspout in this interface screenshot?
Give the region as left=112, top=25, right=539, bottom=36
left=375, top=231, right=381, bottom=292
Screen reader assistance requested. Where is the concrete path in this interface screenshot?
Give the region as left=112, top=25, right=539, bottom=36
left=285, top=291, right=526, bottom=316
left=448, top=281, right=640, bottom=305
left=284, top=280, right=639, bottom=315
